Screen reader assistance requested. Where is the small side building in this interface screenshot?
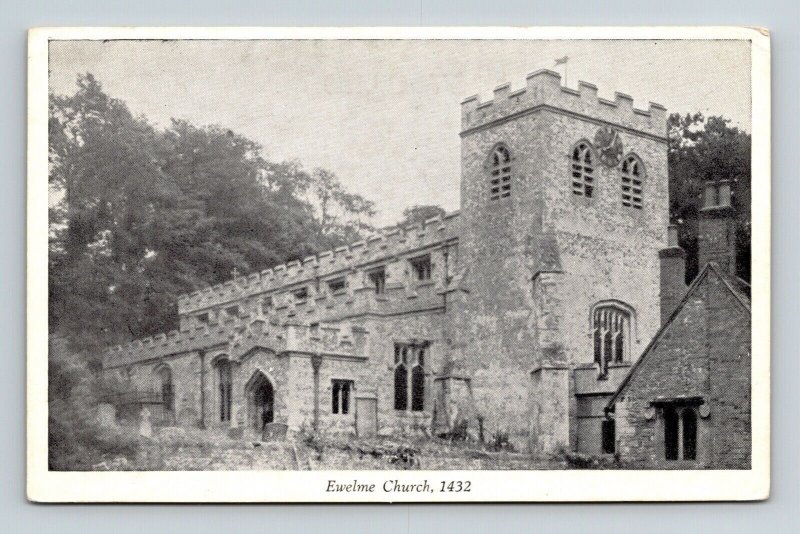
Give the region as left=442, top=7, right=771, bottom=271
left=606, top=180, right=751, bottom=469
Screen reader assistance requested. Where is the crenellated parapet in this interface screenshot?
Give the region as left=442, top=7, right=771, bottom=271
left=104, top=311, right=368, bottom=368
left=460, top=69, right=667, bottom=138
left=176, top=211, right=461, bottom=317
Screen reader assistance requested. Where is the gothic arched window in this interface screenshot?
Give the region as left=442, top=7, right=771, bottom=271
left=394, top=343, right=426, bottom=412
left=215, top=358, right=233, bottom=423
left=157, top=366, right=174, bottom=413
left=393, top=345, right=408, bottom=411
left=411, top=347, right=425, bottom=412
left=489, top=144, right=512, bottom=201
left=592, top=303, right=633, bottom=377
left=621, top=154, right=644, bottom=209
left=571, top=142, right=595, bottom=198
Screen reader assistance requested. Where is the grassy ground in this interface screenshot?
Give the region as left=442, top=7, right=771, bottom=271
left=90, top=426, right=571, bottom=471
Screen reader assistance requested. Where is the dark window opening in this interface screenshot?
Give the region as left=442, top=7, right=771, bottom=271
left=614, top=331, right=624, bottom=363
left=261, top=296, right=273, bottom=314
left=601, top=419, right=615, bottom=454
left=216, top=360, right=233, bottom=423
left=196, top=312, right=210, bottom=324
left=394, top=364, right=408, bottom=411
left=663, top=405, right=699, bottom=461
left=664, top=406, right=679, bottom=460
left=159, top=367, right=174, bottom=413
left=225, top=305, right=240, bottom=318
left=292, top=287, right=309, bottom=302
left=593, top=329, right=602, bottom=367
left=331, top=379, right=353, bottom=415
left=411, top=365, right=425, bottom=412
left=621, top=155, right=644, bottom=209
left=328, top=277, right=347, bottom=295
left=368, top=268, right=386, bottom=295
left=571, top=142, right=595, bottom=198
left=411, top=255, right=432, bottom=282
left=394, top=343, right=426, bottom=412
left=682, top=408, right=697, bottom=460
left=489, top=145, right=512, bottom=201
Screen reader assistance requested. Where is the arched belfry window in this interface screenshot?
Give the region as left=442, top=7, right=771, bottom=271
left=488, top=144, right=512, bottom=201
left=621, top=154, right=644, bottom=209
left=571, top=142, right=595, bottom=198
left=592, top=303, right=633, bottom=377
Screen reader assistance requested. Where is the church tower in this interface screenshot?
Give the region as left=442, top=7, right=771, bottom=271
left=452, top=70, right=669, bottom=455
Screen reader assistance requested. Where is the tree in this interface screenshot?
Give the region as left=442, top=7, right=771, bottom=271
left=668, top=113, right=751, bottom=282
left=49, top=74, right=376, bottom=358
left=48, top=74, right=380, bottom=469
left=306, top=167, right=376, bottom=245
left=397, top=204, right=447, bottom=228
left=49, top=73, right=175, bottom=353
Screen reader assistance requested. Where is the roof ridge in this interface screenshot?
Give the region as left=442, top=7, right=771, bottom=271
left=607, top=263, right=752, bottom=410
left=606, top=265, right=712, bottom=410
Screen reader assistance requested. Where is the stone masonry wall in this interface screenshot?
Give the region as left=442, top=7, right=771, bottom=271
left=176, top=213, right=460, bottom=320
left=538, top=108, right=668, bottom=450
left=614, top=270, right=751, bottom=468
left=705, top=274, right=752, bottom=468
left=458, top=110, right=544, bottom=445
left=457, top=72, right=667, bottom=452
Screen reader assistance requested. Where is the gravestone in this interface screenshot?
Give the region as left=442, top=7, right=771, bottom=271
left=262, top=422, right=288, bottom=442
left=95, top=403, right=117, bottom=428
left=227, top=405, right=245, bottom=439
left=138, top=406, right=152, bottom=438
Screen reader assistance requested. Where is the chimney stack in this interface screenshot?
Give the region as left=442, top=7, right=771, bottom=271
left=659, top=224, right=687, bottom=324
left=698, top=179, right=736, bottom=275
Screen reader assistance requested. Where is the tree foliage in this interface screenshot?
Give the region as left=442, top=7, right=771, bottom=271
left=397, top=204, right=447, bottom=228
left=668, top=112, right=751, bottom=282
left=49, top=74, right=376, bottom=359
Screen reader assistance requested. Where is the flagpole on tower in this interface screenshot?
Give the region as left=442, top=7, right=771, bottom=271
left=554, top=55, right=569, bottom=87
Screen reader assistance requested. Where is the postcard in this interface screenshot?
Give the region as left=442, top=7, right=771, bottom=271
left=27, top=26, right=770, bottom=502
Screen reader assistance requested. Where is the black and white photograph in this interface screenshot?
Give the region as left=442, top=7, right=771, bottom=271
left=27, top=27, right=770, bottom=502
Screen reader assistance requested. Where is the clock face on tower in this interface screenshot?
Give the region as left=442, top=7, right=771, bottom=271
left=594, top=126, right=624, bottom=167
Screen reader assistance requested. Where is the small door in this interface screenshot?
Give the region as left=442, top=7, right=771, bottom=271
left=247, top=372, right=275, bottom=433
left=355, top=397, right=377, bottom=437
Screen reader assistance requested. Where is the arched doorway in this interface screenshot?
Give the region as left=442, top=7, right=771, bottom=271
left=246, top=371, right=275, bottom=432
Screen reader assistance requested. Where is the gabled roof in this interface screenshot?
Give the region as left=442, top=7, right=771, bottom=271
left=606, top=262, right=751, bottom=411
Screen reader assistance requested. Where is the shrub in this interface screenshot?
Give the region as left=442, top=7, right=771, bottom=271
left=48, top=337, right=138, bottom=470
left=489, top=430, right=514, bottom=452
left=561, top=451, right=622, bottom=470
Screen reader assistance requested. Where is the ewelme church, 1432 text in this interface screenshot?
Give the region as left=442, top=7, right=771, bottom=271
left=104, top=68, right=752, bottom=469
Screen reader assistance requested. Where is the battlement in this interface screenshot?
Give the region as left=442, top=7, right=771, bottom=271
left=104, top=311, right=368, bottom=368
left=461, top=69, right=667, bottom=138
left=176, top=210, right=461, bottom=316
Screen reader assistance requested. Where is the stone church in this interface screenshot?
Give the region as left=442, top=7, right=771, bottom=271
left=103, top=68, right=751, bottom=465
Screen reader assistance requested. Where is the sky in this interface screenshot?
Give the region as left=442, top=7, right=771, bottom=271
left=49, top=39, right=751, bottom=226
